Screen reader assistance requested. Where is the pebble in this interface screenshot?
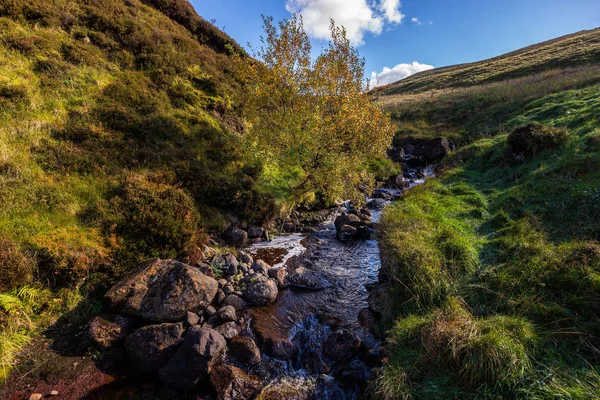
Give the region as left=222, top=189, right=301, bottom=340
left=29, top=394, right=43, bottom=400
left=50, top=390, right=59, bottom=396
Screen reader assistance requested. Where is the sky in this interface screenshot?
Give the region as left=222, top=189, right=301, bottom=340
left=191, top=0, right=600, bottom=87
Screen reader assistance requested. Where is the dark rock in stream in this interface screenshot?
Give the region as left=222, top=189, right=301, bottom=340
left=228, top=336, right=261, bottom=367
left=214, top=254, right=239, bottom=276
left=251, top=259, right=270, bottom=275
left=158, top=326, right=226, bottom=391
left=323, top=329, right=362, bottom=362
left=215, top=321, right=241, bottom=340
left=223, top=227, right=248, bottom=247
left=410, top=136, right=455, bottom=164
left=268, top=267, right=288, bottom=287
left=105, top=259, right=218, bottom=322
left=210, top=364, right=263, bottom=400
left=223, top=294, right=248, bottom=310
left=366, top=198, right=388, bottom=210
left=287, top=267, right=330, bottom=290
left=125, top=323, right=184, bottom=372
left=242, top=274, right=278, bottom=306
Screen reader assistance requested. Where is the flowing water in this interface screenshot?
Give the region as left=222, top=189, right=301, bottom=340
left=243, top=166, right=435, bottom=399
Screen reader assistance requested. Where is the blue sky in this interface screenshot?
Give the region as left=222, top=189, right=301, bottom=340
left=191, top=0, right=600, bottom=86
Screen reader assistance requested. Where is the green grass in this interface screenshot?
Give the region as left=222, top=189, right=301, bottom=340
left=376, top=62, right=600, bottom=399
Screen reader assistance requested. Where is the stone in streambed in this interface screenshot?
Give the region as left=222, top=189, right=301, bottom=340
left=158, top=327, right=226, bottom=391
left=242, top=274, right=278, bottom=306
left=125, top=323, right=184, bottom=372
left=228, top=336, right=261, bottom=366
left=89, top=313, right=139, bottom=349
left=210, top=364, right=263, bottom=400
left=322, top=329, right=361, bottom=362
left=287, top=267, right=330, bottom=290
left=105, top=259, right=218, bottom=322
left=217, top=305, right=237, bottom=322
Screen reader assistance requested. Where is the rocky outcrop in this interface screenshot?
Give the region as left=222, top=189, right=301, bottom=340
left=242, top=274, right=278, bottom=306
left=210, top=364, right=263, bottom=400
left=158, top=326, right=226, bottom=391
left=322, top=329, right=361, bottom=362
left=105, top=259, right=218, bottom=322
left=409, top=137, right=455, bottom=164
left=125, top=323, right=184, bottom=372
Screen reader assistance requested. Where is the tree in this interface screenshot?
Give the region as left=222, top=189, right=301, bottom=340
left=233, top=16, right=395, bottom=206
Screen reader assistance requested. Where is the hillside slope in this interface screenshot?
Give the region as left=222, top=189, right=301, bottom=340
left=0, top=0, right=276, bottom=379
left=376, top=28, right=600, bottom=95
left=373, top=28, right=600, bottom=400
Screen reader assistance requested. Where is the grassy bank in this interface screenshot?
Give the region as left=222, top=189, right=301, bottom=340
left=374, top=70, right=600, bottom=398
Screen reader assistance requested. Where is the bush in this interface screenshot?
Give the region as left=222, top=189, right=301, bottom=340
left=0, top=237, right=35, bottom=292
left=507, top=124, right=571, bottom=158
left=99, top=174, right=200, bottom=272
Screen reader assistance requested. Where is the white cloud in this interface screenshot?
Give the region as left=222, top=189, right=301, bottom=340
left=379, top=0, right=404, bottom=23
left=369, top=61, right=434, bottom=87
left=285, top=0, right=404, bottom=45
left=411, top=17, right=422, bottom=25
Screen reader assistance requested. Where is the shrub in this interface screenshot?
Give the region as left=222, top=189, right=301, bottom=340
left=507, top=124, right=571, bottom=158
left=0, top=83, right=30, bottom=111
left=99, top=174, right=200, bottom=272
left=0, top=237, right=35, bottom=292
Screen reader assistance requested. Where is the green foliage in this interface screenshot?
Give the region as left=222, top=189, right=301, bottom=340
left=0, top=237, right=35, bottom=292
left=233, top=16, right=395, bottom=206
left=376, top=48, right=600, bottom=398
left=367, top=158, right=402, bottom=182
left=98, top=174, right=200, bottom=272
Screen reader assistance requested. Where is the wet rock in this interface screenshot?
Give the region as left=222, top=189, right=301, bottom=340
left=223, top=227, right=248, bottom=247
left=125, top=323, right=184, bottom=372
left=366, top=198, right=388, bottom=210
left=270, top=339, right=298, bottom=360
left=323, top=329, right=361, bottom=362
left=217, top=306, right=237, bottom=322
left=223, top=294, right=248, bottom=310
left=412, top=137, right=455, bottom=163
left=88, top=313, right=138, bottom=349
left=333, top=360, right=369, bottom=384
left=358, top=308, right=376, bottom=331
left=368, top=284, right=389, bottom=314
left=228, top=336, right=261, bottom=366
left=214, top=254, right=239, bottom=276
left=388, top=146, right=405, bottom=162
left=334, top=214, right=362, bottom=232
left=247, top=226, right=265, bottom=239
left=239, top=251, right=253, bottom=264
left=287, top=267, right=330, bottom=290
left=372, top=188, right=401, bottom=200
left=282, top=222, right=295, bottom=232
left=223, top=284, right=235, bottom=296
left=239, top=263, right=249, bottom=274
left=337, top=224, right=357, bottom=241
left=268, top=267, right=288, bottom=287
left=158, top=327, right=226, bottom=391
left=105, top=259, right=218, bottom=322
left=210, top=364, right=263, bottom=400
left=215, top=321, right=240, bottom=340
left=303, top=351, right=329, bottom=374
left=242, top=274, right=278, bottom=306
left=251, top=259, right=270, bottom=275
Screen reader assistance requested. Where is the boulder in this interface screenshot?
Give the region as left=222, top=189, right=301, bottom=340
left=412, top=137, right=455, bottom=163
left=214, top=254, right=239, bottom=276
left=210, top=364, right=263, bottom=400
left=282, top=222, right=295, bottom=232
left=125, top=323, right=184, bottom=372
left=217, top=306, right=237, bottom=322
left=366, top=198, right=388, bottom=210
left=238, top=251, right=253, bottom=265
left=322, top=329, right=361, bottom=362
left=88, top=313, right=138, bottom=349
left=251, top=259, right=270, bottom=276
left=368, top=284, right=388, bottom=314
left=158, top=327, right=226, bottom=391
left=267, top=267, right=288, bottom=287
left=337, top=225, right=357, bottom=241
left=287, top=267, right=330, bottom=290
left=247, top=226, right=265, bottom=239
left=196, top=262, right=216, bottom=279
left=215, top=321, right=240, bottom=340
left=303, top=351, right=329, bottom=374
left=223, top=227, right=248, bottom=247
left=105, top=259, right=218, bottom=322
left=228, top=336, right=261, bottom=367
left=186, top=311, right=201, bottom=327
left=242, top=274, right=278, bottom=306
left=387, top=146, right=405, bottom=162
left=334, top=214, right=362, bottom=232
left=223, top=294, right=248, bottom=310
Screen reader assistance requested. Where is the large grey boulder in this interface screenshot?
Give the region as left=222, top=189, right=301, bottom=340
left=159, top=326, right=226, bottom=391
left=105, top=259, right=218, bottom=322
left=125, top=323, right=184, bottom=372
left=242, top=274, right=278, bottom=306
left=322, top=329, right=361, bottom=362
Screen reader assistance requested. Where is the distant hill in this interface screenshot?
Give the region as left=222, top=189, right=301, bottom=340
left=375, top=28, right=600, bottom=95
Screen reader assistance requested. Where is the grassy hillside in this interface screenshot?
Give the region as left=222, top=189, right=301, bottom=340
left=0, top=0, right=275, bottom=379
left=373, top=33, right=600, bottom=399
left=375, top=28, right=600, bottom=96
